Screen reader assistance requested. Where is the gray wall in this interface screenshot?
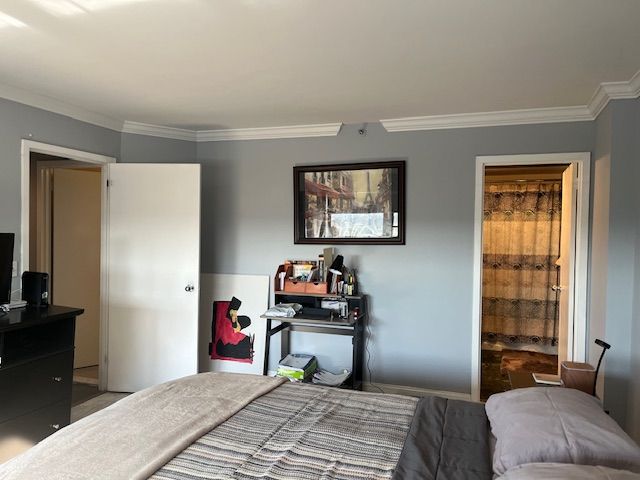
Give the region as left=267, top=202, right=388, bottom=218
left=629, top=99, right=640, bottom=441
left=591, top=98, right=640, bottom=434
left=0, top=97, right=121, bottom=295
left=192, top=121, right=594, bottom=393
left=121, top=133, right=197, bottom=164
left=607, top=100, right=638, bottom=428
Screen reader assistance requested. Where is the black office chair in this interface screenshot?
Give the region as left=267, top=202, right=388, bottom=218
left=592, top=338, right=611, bottom=396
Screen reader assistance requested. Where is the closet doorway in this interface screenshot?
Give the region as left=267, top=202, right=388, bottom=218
left=471, top=153, right=590, bottom=402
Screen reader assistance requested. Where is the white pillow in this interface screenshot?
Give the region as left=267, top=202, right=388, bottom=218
left=486, top=387, right=640, bottom=475
left=499, top=463, right=640, bottom=479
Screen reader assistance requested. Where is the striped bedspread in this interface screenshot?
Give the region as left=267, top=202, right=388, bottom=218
left=151, top=383, right=418, bottom=480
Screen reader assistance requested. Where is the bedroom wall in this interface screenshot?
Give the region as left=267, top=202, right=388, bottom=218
left=187, top=121, right=595, bottom=395
left=0, top=97, right=121, bottom=296
left=120, top=133, right=197, bottom=164
left=591, top=99, right=640, bottom=431
left=628, top=99, right=640, bottom=442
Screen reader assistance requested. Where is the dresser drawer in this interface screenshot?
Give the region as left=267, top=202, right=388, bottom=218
left=0, top=399, right=70, bottom=462
left=0, top=351, right=73, bottom=424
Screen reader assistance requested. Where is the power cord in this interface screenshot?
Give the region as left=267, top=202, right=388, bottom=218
left=365, top=320, right=384, bottom=393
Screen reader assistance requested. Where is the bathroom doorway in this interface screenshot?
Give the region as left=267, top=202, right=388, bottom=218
left=472, top=153, right=590, bottom=402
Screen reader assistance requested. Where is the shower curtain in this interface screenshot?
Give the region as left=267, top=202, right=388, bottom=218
left=482, top=181, right=561, bottom=350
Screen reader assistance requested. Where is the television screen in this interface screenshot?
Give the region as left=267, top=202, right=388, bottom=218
left=0, top=233, right=15, bottom=305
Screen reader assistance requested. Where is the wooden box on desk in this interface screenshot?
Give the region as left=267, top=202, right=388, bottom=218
left=561, top=361, right=596, bottom=394
left=274, top=264, right=328, bottom=294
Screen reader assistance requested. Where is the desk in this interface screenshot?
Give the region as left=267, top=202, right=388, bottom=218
left=261, top=292, right=366, bottom=390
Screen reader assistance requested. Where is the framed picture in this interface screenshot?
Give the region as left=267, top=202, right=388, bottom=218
left=294, top=160, right=406, bottom=244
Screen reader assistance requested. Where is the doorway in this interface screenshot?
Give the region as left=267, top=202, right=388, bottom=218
left=480, top=165, right=565, bottom=399
left=21, top=140, right=114, bottom=392
left=30, top=154, right=102, bottom=385
left=471, top=153, right=590, bottom=402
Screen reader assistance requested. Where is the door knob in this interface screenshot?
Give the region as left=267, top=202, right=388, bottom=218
left=185, top=284, right=195, bottom=292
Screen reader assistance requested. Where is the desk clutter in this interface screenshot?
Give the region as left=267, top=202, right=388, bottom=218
left=276, top=353, right=353, bottom=387
left=275, top=248, right=358, bottom=296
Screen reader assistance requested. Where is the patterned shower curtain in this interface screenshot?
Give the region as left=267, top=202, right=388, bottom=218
left=482, top=182, right=561, bottom=349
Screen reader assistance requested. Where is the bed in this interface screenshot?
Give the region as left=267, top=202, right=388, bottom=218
left=0, top=372, right=638, bottom=480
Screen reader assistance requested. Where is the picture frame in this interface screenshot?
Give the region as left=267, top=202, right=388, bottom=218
left=293, top=160, right=406, bottom=245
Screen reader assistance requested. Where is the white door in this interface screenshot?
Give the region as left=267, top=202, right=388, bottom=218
left=53, top=168, right=102, bottom=369
left=556, top=164, right=576, bottom=373
left=107, top=164, right=200, bottom=392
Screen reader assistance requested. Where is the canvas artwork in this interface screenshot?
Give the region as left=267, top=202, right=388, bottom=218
left=199, top=273, right=269, bottom=375
left=294, top=161, right=405, bottom=244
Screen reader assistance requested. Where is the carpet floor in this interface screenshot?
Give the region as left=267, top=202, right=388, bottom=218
left=70, top=392, right=130, bottom=423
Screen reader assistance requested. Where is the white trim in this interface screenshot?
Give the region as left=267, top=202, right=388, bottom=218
left=363, top=383, right=473, bottom=402
left=122, top=121, right=197, bottom=142
left=21, top=140, right=116, bottom=392
left=3, top=70, right=639, bottom=139
left=196, top=123, right=343, bottom=141
left=382, top=69, right=640, bottom=133
left=381, top=106, right=593, bottom=132
left=471, top=153, right=590, bottom=402
left=588, top=70, right=640, bottom=118
left=0, top=82, right=123, bottom=132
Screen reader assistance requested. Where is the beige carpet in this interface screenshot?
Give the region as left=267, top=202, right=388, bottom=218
left=71, top=392, right=130, bottom=423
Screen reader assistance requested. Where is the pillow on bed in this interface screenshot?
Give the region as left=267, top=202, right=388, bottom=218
left=499, top=463, right=640, bottom=479
left=486, top=387, right=640, bottom=475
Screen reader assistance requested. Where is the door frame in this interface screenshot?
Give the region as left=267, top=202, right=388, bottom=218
left=21, top=140, right=115, bottom=391
left=471, top=152, right=591, bottom=402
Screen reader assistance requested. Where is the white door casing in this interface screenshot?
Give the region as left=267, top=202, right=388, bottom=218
left=106, top=163, right=201, bottom=392
left=21, top=140, right=115, bottom=391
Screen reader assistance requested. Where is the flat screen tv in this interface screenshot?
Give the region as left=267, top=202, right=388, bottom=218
left=0, top=233, right=15, bottom=305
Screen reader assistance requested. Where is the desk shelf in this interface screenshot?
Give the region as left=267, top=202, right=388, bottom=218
left=262, top=292, right=367, bottom=390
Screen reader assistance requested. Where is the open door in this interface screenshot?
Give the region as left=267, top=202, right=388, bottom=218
left=556, top=164, right=577, bottom=372
left=106, top=164, right=200, bottom=392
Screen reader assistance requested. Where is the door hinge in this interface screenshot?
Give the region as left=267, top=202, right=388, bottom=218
left=106, top=179, right=112, bottom=187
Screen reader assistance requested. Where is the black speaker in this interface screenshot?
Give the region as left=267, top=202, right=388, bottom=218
left=22, top=271, right=49, bottom=307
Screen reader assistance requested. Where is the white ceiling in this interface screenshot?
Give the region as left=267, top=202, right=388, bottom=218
left=0, top=0, right=639, bottom=130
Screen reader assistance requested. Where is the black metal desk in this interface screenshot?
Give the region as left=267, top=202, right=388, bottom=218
left=260, top=292, right=366, bottom=390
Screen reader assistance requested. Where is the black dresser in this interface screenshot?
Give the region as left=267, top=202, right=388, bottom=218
left=0, top=305, right=83, bottom=461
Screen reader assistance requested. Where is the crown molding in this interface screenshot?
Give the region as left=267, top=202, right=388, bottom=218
left=0, top=81, right=123, bottom=132
left=382, top=69, right=640, bottom=133
left=3, top=69, right=639, bottom=139
left=588, top=69, right=640, bottom=118
left=196, top=122, right=343, bottom=141
left=381, top=105, right=593, bottom=132
left=122, top=121, right=197, bottom=142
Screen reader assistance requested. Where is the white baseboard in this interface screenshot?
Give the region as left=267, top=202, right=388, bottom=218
left=363, top=382, right=473, bottom=401
left=269, top=371, right=473, bottom=402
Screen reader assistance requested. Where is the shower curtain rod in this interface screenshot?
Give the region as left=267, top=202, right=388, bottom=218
left=485, top=179, right=561, bottom=184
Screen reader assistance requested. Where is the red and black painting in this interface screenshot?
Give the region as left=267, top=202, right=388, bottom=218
left=210, top=296, right=254, bottom=363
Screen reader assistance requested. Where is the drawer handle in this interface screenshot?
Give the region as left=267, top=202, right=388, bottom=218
left=52, top=376, right=63, bottom=382
left=50, top=424, right=60, bottom=430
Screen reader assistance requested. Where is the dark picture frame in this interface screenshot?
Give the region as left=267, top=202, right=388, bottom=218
left=294, top=160, right=406, bottom=245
